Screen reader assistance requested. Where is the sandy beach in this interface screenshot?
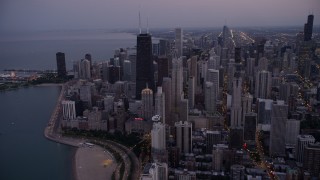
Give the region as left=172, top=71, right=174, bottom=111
left=75, top=145, right=117, bottom=180
left=43, top=83, right=120, bottom=180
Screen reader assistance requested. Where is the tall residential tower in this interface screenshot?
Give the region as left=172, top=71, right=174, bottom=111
left=56, top=52, right=67, bottom=78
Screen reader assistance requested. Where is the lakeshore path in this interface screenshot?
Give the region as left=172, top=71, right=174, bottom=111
left=43, top=83, right=115, bottom=180
left=43, top=83, right=81, bottom=146
left=43, top=82, right=140, bottom=180
left=36, top=83, right=63, bottom=87
left=93, top=139, right=141, bottom=180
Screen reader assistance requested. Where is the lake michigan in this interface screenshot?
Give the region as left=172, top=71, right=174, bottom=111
left=0, top=30, right=136, bottom=70
left=0, top=30, right=136, bottom=180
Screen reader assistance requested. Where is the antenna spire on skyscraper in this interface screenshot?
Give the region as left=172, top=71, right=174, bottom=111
left=139, top=11, right=142, bottom=34
left=147, top=17, right=149, bottom=34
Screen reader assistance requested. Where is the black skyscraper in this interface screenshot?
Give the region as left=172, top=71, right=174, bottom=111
left=235, top=47, right=241, bottom=63
left=304, top=14, right=314, bottom=41
left=157, top=57, right=169, bottom=86
left=108, top=66, right=120, bottom=84
left=136, top=33, right=154, bottom=99
left=56, top=52, right=66, bottom=78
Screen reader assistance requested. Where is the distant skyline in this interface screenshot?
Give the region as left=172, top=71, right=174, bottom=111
left=1, top=0, right=320, bottom=32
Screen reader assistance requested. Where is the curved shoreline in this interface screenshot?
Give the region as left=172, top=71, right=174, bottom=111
left=43, top=82, right=141, bottom=180
left=43, top=83, right=79, bottom=147
left=43, top=83, right=118, bottom=180
left=43, top=83, right=79, bottom=180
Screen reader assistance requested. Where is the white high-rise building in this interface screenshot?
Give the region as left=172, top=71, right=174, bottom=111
left=255, top=70, right=272, bottom=99
left=151, top=121, right=166, bottom=152
left=123, top=60, right=132, bottom=81
left=175, top=28, right=183, bottom=57
left=171, top=57, right=183, bottom=110
left=205, top=82, right=216, bottom=114
left=207, top=69, right=220, bottom=100
left=175, top=121, right=192, bottom=154
left=296, top=135, right=315, bottom=163
left=155, top=87, right=165, bottom=124
left=140, top=162, right=168, bottom=180
left=269, top=101, right=288, bottom=156
left=80, top=59, right=91, bottom=79
left=188, top=76, right=195, bottom=109
left=62, top=100, right=76, bottom=120
left=231, top=75, right=242, bottom=127
left=141, top=87, right=154, bottom=120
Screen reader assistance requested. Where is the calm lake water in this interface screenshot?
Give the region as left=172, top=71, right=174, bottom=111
left=0, top=30, right=136, bottom=70
left=0, top=86, right=75, bottom=180
left=0, top=30, right=136, bottom=179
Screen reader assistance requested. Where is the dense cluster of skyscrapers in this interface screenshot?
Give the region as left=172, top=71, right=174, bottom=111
left=57, top=14, right=320, bottom=179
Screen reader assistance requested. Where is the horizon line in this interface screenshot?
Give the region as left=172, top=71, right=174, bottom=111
left=1, top=24, right=320, bottom=34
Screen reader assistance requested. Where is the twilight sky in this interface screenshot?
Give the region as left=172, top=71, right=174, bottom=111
left=0, top=0, right=319, bottom=32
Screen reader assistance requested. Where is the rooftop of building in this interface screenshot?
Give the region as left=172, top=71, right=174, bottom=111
left=141, top=87, right=153, bottom=94
left=206, top=130, right=221, bottom=134
left=297, top=134, right=315, bottom=139
left=307, top=142, right=320, bottom=149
